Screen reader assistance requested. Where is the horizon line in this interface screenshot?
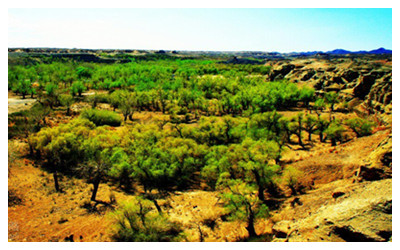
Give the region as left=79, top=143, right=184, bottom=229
left=8, top=47, right=392, bottom=53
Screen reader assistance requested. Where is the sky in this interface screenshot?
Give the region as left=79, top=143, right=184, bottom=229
left=8, top=8, right=392, bottom=52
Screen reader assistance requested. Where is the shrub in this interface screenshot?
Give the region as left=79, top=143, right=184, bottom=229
left=86, top=93, right=109, bottom=108
left=80, top=109, right=122, bottom=127
left=281, top=166, right=303, bottom=195
left=58, top=94, right=74, bottom=115
left=345, top=117, right=375, bottom=137
left=111, top=199, right=185, bottom=242
left=324, top=122, right=346, bottom=146
left=71, top=81, right=87, bottom=97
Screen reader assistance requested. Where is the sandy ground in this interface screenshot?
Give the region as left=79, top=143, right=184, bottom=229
left=8, top=96, right=37, bottom=114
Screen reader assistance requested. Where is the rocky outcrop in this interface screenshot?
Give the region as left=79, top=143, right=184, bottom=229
left=269, top=64, right=295, bottom=81
left=272, top=178, right=392, bottom=242
left=341, top=70, right=359, bottom=83
left=353, top=75, right=376, bottom=99
left=267, top=58, right=391, bottom=115
left=358, top=134, right=392, bottom=180
left=300, top=70, right=316, bottom=81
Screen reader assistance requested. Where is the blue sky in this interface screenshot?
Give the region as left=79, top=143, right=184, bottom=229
left=8, top=8, right=392, bottom=52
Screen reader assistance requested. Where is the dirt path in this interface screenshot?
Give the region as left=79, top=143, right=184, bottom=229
left=8, top=95, right=37, bottom=114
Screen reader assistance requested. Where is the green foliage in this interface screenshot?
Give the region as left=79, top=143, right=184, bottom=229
left=86, top=93, right=108, bottom=108
left=345, top=117, right=375, bottom=137
left=8, top=103, right=51, bottom=140
left=107, top=147, right=133, bottom=191
left=324, top=92, right=340, bottom=111
left=281, top=166, right=303, bottom=195
left=220, top=179, right=269, bottom=237
left=12, top=79, right=32, bottom=99
left=304, top=114, right=318, bottom=141
left=299, top=87, right=315, bottom=108
left=314, top=98, right=326, bottom=111
left=112, top=198, right=185, bottom=242
left=45, top=83, right=58, bottom=96
left=247, top=111, right=288, bottom=143
left=324, top=121, right=346, bottom=146
left=202, top=137, right=281, bottom=199
left=80, top=109, right=122, bottom=127
left=123, top=124, right=206, bottom=192
left=71, top=81, right=87, bottom=97
left=58, top=94, right=74, bottom=115
left=76, top=66, right=92, bottom=79
left=29, top=118, right=95, bottom=184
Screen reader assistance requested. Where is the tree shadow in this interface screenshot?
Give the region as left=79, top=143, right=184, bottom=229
left=81, top=199, right=116, bottom=214
left=235, top=233, right=274, bottom=242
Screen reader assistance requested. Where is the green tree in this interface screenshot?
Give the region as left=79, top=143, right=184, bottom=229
left=107, top=147, right=133, bottom=191
left=304, top=114, right=318, bottom=141
left=324, top=92, right=339, bottom=113
left=78, top=127, right=120, bottom=201
left=76, top=66, right=92, bottom=79
left=240, top=138, right=281, bottom=200
left=324, top=122, right=346, bottom=146
left=316, top=115, right=330, bottom=142
left=220, top=179, right=269, bottom=238
left=58, top=94, right=74, bottom=115
left=345, top=117, right=375, bottom=137
left=314, top=98, right=326, bottom=113
left=117, top=90, right=137, bottom=122
left=13, top=80, right=32, bottom=99
left=281, top=166, right=303, bottom=195
left=12, top=79, right=32, bottom=99
left=71, top=81, right=87, bottom=97
left=45, top=83, right=59, bottom=109
left=30, top=118, right=94, bottom=192
left=299, top=87, right=315, bottom=110
left=289, top=113, right=305, bottom=147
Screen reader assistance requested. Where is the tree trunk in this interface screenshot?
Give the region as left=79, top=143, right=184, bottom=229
left=319, top=131, right=325, bottom=142
left=246, top=208, right=257, bottom=238
left=289, top=185, right=297, bottom=196
left=53, top=172, right=60, bottom=192
left=252, top=169, right=265, bottom=201
left=152, top=198, right=162, bottom=215
left=91, top=178, right=101, bottom=201
left=297, top=133, right=303, bottom=147
left=198, top=225, right=204, bottom=242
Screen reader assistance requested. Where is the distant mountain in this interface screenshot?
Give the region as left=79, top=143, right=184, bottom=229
left=367, top=47, right=392, bottom=54
left=326, top=49, right=352, bottom=55
left=325, top=48, right=391, bottom=55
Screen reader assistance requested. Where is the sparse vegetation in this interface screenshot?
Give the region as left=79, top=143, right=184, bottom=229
left=111, top=198, right=185, bottom=242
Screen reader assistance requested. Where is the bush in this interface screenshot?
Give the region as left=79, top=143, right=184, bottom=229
left=324, top=122, right=346, bottom=146
left=345, top=117, right=375, bottom=137
left=111, top=199, right=185, bottom=242
left=80, top=109, right=122, bottom=126
left=71, top=81, right=87, bottom=97
left=281, top=166, right=303, bottom=195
